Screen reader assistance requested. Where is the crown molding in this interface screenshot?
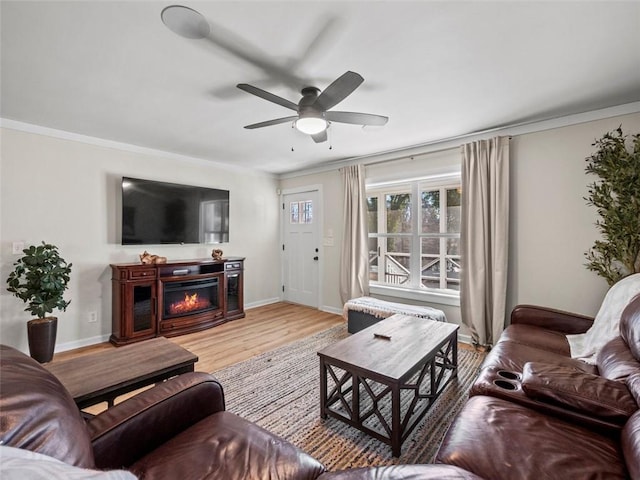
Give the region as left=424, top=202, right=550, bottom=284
left=0, top=118, right=276, bottom=179
left=278, top=101, right=640, bottom=179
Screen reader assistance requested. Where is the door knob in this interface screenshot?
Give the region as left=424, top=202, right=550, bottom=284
left=313, top=256, right=319, bottom=261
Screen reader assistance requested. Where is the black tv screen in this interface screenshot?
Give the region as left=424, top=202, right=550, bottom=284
left=121, top=177, right=229, bottom=245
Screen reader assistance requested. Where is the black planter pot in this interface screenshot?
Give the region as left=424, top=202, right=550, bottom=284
left=27, top=317, right=57, bottom=363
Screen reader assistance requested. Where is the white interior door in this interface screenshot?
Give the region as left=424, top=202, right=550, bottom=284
left=282, top=190, right=320, bottom=307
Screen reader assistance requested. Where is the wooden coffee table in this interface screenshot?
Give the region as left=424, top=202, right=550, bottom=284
left=318, top=314, right=459, bottom=456
left=46, top=337, right=198, bottom=410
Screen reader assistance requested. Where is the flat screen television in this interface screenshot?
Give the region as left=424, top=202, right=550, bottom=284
left=121, top=177, right=229, bottom=245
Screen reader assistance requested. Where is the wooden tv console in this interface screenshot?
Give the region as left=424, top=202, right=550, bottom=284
left=110, top=257, right=244, bottom=346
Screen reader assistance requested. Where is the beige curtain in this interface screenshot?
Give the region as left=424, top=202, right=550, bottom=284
left=460, top=137, right=510, bottom=346
left=339, top=164, right=370, bottom=303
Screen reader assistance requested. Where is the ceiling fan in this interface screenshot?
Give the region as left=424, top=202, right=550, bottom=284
left=237, top=71, right=388, bottom=143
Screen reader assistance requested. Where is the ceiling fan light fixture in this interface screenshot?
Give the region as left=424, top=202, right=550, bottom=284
left=295, top=116, right=327, bottom=135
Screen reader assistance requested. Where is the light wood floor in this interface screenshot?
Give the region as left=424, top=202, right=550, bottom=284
left=52, top=303, right=476, bottom=415
left=53, top=302, right=345, bottom=373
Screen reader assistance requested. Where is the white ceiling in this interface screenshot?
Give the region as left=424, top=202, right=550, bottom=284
left=2, top=1, right=640, bottom=175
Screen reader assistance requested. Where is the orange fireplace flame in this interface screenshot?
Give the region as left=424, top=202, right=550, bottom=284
left=169, top=292, right=212, bottom=315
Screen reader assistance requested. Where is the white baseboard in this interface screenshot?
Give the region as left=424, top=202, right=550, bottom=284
left=245, top=297, right=281, bottom=309
left=458, top=333, right=472, bottom=345
left=321, top=305, right=343, bottom=316
left=55, top=334, right=111, bottom=353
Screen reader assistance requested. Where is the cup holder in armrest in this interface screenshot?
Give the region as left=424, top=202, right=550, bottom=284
left=493, top=379, right=518, bottom=390
left=497, top=370, right=521, bottom=381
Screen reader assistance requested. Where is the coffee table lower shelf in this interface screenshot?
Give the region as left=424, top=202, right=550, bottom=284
left=318, top=314, right=458, bottom=457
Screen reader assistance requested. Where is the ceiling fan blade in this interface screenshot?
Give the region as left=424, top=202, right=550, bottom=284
left=161, top=5, right=210, bottom=39
left=237, top=84, right=299, bottom=111
left=326, top=111, right=388, bottom=126
left=314, top=71, right=364, bottom=111
left=311, top=130, right=328, bottom=143
left=243, top=116, right=298, bottom=129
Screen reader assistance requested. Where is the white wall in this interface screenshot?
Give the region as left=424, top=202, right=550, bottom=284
left=280, top=112, right=640, bottom=334
left=0, top=127, right=282, bottom=353
left=508, top=112, right=640, bottom=315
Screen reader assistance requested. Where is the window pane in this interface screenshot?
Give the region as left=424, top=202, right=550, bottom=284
left=446, top=188, right=461, bottom=233
left=421, top=237, right=439, bottom=255
left=301, top=201, right=313, bottom=224
left=386, top=194, right=411, bottom=233
left=446, top=238, right=460, bottom=256
left=367, top=197, right=378, bottom=234
left=421, top=256, right=440, bottom=289
left=290, top=202, right=299, bottom=223
left=383, top=236, right=410, bottom=286
left=368, top=237, right=379, bottom=282
left=421, top=190, right=440, bottom=233
left=446, top=257, right=461, bottom=291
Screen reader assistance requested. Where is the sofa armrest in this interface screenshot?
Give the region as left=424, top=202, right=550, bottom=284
left=510, top=305, right=594, bottom=334
left=521, top=362, right=637, bottom=424
left=88, top=372, right=225, bottom=470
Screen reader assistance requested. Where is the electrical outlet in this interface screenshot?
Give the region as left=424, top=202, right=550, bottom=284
left=88, top=311, right=98, bottom=323
left=12, top=242, right=24, bottom=254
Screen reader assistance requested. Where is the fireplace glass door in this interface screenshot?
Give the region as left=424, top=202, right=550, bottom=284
left=163, top=277, right=219, bottom=320
left=132, top=283, right=154, bottom=333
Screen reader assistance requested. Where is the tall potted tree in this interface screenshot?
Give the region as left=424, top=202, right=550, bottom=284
left=6, top=242, right=72, bottom=363
left=584, top=127, right=640, bottom=285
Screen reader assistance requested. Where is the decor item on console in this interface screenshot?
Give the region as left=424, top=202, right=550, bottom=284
left=5, top=242, right=72, bottom=363
left=584, top=126, right=640, bottom=285
left=212, top=248, right=223, bottom=260
left=139, top=250, right=167, bottom=264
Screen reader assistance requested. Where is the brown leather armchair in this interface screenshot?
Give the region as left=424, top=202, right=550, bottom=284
left=0, top=344, right=326, bottom=479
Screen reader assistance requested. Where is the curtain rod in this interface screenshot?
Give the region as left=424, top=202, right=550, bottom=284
left=361, top=134, right=512, bottom=168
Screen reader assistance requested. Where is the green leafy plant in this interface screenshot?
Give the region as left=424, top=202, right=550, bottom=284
left=6, top=242, right=72, bottom=318
left=584, top=127, right=640, bottom=285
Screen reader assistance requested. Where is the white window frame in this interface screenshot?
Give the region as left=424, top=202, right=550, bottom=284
left=366, top=175, right=461, bottom=307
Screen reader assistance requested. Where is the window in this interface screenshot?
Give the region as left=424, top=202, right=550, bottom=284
left=367, top=179, right=461, bottom=298
left=290, top=200, right=313, bottom=224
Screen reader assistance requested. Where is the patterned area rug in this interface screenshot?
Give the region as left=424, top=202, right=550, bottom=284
left=212, top=324, right=485, bottom=471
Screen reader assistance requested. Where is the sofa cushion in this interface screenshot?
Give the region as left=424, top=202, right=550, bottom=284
left=0, top=345, right=95, bottom=468
left=521, top=362, right=637, bottom=423
left=622, top=410, right=640, bottom=480
left=597, top=336, right=640, bottom=380
left=436, top=396, right=627, bottom=480
left=479, top=340, right=597, bottom=375
left=620, top=293, right=640, bottom=360
left=627, top=373, right=640, bottom=405
left=497, top=324, right=570, bottom=355
left=129, top=411, right=325, bottom=480
left=470, top=366, right=628, bottom=435
left=317, top=465, right=483, bottom=479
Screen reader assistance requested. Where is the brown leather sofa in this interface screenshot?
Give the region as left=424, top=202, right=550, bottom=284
left=435, top=292, right=640, bottom=479
left=2, top=294, right=639, bottom=479
left=0, top=343, right=477, bottom=479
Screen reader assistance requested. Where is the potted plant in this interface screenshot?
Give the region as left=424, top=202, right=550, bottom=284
left=6, top=241, right=72, bottom=363
left=584, top=126, right=640, bottom=285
